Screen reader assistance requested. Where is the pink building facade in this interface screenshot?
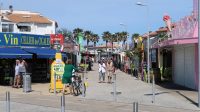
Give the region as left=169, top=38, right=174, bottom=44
left=153, top=0, right=198, bottom=89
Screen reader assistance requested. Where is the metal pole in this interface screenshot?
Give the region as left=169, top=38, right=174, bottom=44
left=152, top=75, right=155, bottom=103
left=25, top=72, right=27, bottom=93
left=113, top=74, right=117, bottom=101
left=54, top=73, right=56, bottom=95
left=6, top=91, right=10, bottom=112
left=198, top=0, right=200, bottom=107
left=146, top=3, right=150, bottom=84
left=61, top=94, right=65, bottom=112
left=82, top=71, right=85, bottom=97
left=147, top=34, right=150, bottom=83
left=133, top=102, right=138, bottom=112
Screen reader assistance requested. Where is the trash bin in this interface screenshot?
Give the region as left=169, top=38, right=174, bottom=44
left=150, top=68, right=161, bottom=83
left=23, top=73, right=32, bottom=92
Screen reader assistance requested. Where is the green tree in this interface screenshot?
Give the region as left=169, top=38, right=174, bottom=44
left=91, top=33, right=99, bottom=61
left=102, top=31, right=111, bottom=53
left=121, top=31, right=129, bottom=45
left=110, top=33, right=118, bottom=52
left=132, top=33, right=140, bottom=41
left=57, top=28, right=72, bottom=40
left=132, top=33, right=140, bottom=48
left=73, top=28, right=83, bottom=42
left=84, top=30, right=92, bottom=51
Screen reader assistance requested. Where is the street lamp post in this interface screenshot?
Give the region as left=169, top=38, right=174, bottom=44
left=136, top=1, right=150, bottom=84
left=120, top=23, right=127, bottom=31
left=136, top=1, right=155, bottom=103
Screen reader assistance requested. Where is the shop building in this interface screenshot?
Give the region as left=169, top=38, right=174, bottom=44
left=0, top=10, right=63, bottom=85
left=150, top=0, right=198, bottom=89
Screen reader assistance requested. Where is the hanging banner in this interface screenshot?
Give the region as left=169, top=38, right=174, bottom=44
left=78, top=33, right=84, bottom=52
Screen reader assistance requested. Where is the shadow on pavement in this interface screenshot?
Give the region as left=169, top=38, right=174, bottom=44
left=176, top=91, right=198, bottom=106
left=144, top=91, right=170, bottom=96
left=157, top=81, right=195, bottom=91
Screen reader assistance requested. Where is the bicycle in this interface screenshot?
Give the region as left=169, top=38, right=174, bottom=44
left=71, top=72, right=86, bottom=96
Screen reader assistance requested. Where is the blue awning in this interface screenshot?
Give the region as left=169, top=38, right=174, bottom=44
left=0, top=47, right=32, bottom=59
left=23, top=48, right=67, bottom=59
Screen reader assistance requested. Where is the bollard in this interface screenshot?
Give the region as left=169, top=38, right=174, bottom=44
left=82, top=72, right=85, bottom=97
left=61, top=94, right=65, bottom=112
left=23, top=72, right=27, bottom=93
left=113, top=74, right=117, bottom=101
left=54, top=73, right=56, bottom=95
left=6, top=91, right=10, bottom=112
left=152, top=75, right=155, bottom=103
left=133, top=102, right=138, bottom=112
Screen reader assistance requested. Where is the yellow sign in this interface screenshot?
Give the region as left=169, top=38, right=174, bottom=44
left=50, top=53, right=65, bottom=92
left=53, top=63, right=64, bottom=75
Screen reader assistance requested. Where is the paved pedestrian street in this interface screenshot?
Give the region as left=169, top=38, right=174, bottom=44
left=0, top=63, right=200, bottom=112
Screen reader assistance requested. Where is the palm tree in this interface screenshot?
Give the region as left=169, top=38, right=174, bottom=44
left=121, top=31, right=129, bottom=45
left=119, top=31, right=128, bottom=50
left=73, top=28, right=83, bottom=42
left=84, top=30, right=92, bottom=51
left=115, top=32, right=122, bottom=43
left=91, top=33, right=99, bottom=61
left=102, top=31, right=111, bottom=53
left=132, top=33, right=140, bottom=48
left=110, top=33, right=118, bottom=53
left=132, top=33, right=139, bottom=41
left=57, top=28, right=73, bottom=40
left=91, top=33, right=99, bottom=49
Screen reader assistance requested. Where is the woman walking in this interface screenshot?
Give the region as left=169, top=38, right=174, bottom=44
left=13, top=60, right=20, bottom=88
left=62, top=59, right=76, bottom=95
left=18, top=58, right=27, bottom=87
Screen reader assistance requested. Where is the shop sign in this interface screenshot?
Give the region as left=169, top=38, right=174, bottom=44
left=0, top=33, right=50, bottom=47
left=50, top=34, right=64, bottom=52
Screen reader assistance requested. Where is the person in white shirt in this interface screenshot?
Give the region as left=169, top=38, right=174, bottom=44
left=98, top=60, right=106, bottom=83
left=13, top=60, right=20, bottom=88
left=18, top=58, right=27, bottom=87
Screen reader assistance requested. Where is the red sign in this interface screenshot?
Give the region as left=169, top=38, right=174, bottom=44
left=50, top=34, right=64, bottom=51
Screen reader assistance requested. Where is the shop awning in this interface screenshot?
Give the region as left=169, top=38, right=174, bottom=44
left=23, top=48, right=67, bottom=59
left=0, top=47, right=32, bottom=59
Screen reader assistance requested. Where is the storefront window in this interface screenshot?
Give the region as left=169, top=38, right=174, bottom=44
left=18, top=26, right=31, bottom=32
left=2, top=24, right=14, bottom=32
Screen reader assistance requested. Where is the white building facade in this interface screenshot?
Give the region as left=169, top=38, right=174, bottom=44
left=0, top=10, right=57, bottom=35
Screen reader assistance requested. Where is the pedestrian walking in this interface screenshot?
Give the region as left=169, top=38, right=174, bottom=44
left=13, top=60, right=20, bottom=88
left=98, top=60, right=106, bottom=83
left=107, top=58, right=114, bottom=84
left=18, top=58, right=27, bottom=88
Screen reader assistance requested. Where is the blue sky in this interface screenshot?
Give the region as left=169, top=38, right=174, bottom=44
left=2, top=0, right=193, bottom=44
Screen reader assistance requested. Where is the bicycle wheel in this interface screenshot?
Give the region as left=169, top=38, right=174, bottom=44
left=80, top=82, right=86, bottom=95
left=72, top=82, right=79, bottom=96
